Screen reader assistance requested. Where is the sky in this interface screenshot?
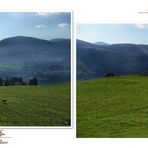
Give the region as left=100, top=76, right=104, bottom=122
left=0, top=12, right=71, bottom=40
left=77, top=24, right=148, bottom=44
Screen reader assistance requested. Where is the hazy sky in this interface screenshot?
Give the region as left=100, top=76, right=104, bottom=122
left=77, top=24, right=148, bottom=44
left=0, top=12, right=71, bottom=40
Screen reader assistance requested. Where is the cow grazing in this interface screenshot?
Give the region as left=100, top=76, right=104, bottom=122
left=2, top=100, right=7, bottom=105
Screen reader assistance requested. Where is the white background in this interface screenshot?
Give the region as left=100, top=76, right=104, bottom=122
left=1, top=0, right=148, bottom=147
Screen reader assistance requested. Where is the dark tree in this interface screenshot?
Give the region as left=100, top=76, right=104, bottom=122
left=18, top=77, right=26, bottom=85
left=105, top=73, right=115, bottom=77
left=4, top=78, right=10, bottom=86
left=18, top=77, right=23, bottom=83
left=9, top=77, right=26, bottom=86
left=0, top=78, right=2, bottom=86
left=9, top=77, right=17, bottom=85
left=29, top=77, right=38, bottom=85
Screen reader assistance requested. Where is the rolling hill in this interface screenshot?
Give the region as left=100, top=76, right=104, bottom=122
left=77, top=40, right=148, bottom=80
left=77, top=75, right=148, bottom=137
left=0, top=36, right=71, bottom=84
left=0, top=82, right=70, bottom=126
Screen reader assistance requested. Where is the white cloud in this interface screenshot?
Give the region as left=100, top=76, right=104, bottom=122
left=135, top=24, right=148, bottom=29
left=58, top=23, right=69, bottom=29
left=36, top=12, right=60, bottom=17
left=35, top=24, right=47, bottom=29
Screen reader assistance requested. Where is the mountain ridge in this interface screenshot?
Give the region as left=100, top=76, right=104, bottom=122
left=94, top=41, right=110, bottom=46
left=77, top=39, right=148, bottom=80
left=0, top=36, right=71, bottom=84
left=0, top=36, right=70, bottom=42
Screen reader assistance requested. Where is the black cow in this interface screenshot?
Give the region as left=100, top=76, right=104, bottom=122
left=2, top=100, right=7, bottom=105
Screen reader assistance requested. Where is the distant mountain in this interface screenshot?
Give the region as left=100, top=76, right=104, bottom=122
left=77, top=39, right=148, bottom=80
left=0, top=36, right=71, bottom=84
left=94, top=41, right=109, bottom=46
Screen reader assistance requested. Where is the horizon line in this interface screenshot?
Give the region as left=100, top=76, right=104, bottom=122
left=0, top=35, right=70, bottom=42
left=77, top=38, right=148, bottom=45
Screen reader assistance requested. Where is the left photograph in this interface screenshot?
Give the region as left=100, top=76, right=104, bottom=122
left=0, top=12, right=71, bottom=126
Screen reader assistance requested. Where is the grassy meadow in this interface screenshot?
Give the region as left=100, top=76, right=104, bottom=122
left=77, top=75, right=148, bottom=137
left=0, top=83, right=70, bottom=126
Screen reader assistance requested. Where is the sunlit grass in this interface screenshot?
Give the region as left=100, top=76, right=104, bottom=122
left=0, top=83, right=70, bottom=126
left=77, top=75, right=148, bottom=137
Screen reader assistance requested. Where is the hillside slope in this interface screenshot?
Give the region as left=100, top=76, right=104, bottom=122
left=0, top=82, right=70, bottom=126
left=77, top=75, right=148, bottom=137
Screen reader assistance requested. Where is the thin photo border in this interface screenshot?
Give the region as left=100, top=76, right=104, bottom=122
left=0, top=10, right=74, bottom=129
left=75, top=21, right=148, bottom=138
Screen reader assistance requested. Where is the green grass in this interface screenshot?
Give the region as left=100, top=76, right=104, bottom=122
left=77, top=75, right=148, bottom=137
left=0, top=83, right=70, bottom=126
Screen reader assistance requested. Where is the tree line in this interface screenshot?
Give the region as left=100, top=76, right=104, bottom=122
left=0, top=77, right=38, bottom=86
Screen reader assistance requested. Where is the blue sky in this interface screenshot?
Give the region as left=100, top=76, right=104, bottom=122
left=0, top=12, right=71, bottom=40
left=77, top=24, right=148, bottom=44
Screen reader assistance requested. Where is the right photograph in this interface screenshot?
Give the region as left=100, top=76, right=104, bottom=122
left=77, top=23, right=148, bottom=138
